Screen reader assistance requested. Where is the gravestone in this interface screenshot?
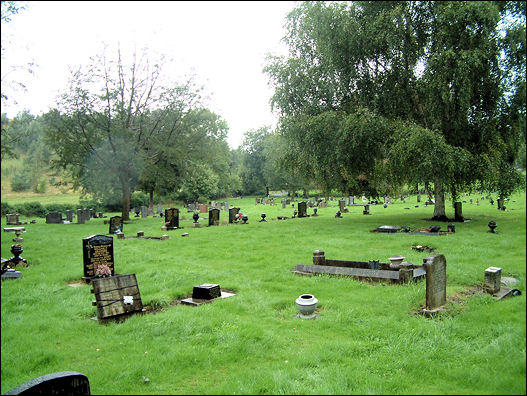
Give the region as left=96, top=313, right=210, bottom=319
left=209, top=208, right=220, bottom=226
left=298, top=201, right=308, bottom=217
left=46, top=211, right=63, bottom=224
left=141, top=206, right=148, bottom=218
left=454, top=202, right=463, bottom=222
left=423, top=255, right=446, bottom=311
left=108, top=216, right=123, bottom=234
left=164, top=208, right=179, bottom=230
left=198, top=204, right=208, bottom=213
left=82, top=234, right=115, bottom=281
left=157, top=204, right=163, bottom=216
left=282, top=199, right=287, bottom=209
left=90, top=209, right=96, bottom=218
left=192, top=283, right=221, bottom=300
left=6, top=214, right=20, bottom=225
left=484, top=267, right=502, bottom=294
left=91, top=274, right=143, bottom=320
left=77, top=209, right=85, bottom=224
left=319, top=201, right=327, bottom=208
left=65, top=210, right=74, bottom=223
left=229, top=207, right=240, bottom=224
left=4, top=371, right=91, bottom=395
left=363, top=205, right=370, bottom=215
left=223, top=202, right=229, bottom=211
left=339, top=200, right=346, bottom=211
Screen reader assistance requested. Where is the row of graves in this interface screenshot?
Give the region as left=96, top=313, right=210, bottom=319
left=44, top=209, right=105, bottom=224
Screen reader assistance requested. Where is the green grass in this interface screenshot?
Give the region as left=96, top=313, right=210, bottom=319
left=1, top=193, right=526, bottom=394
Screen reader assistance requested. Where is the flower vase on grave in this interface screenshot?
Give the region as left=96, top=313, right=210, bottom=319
left=9, top=244, right=27, bottom=267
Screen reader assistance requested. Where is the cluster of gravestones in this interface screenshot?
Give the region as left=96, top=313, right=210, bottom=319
left=42, top=209, right=104, bottom=225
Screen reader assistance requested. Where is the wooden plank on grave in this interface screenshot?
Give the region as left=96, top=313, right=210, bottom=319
left=91, top=274, right=143, bottom=320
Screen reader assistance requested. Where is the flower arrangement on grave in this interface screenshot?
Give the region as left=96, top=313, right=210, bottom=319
left=95, top=263, right=112, bottom=278
left=235, top=212, right=243, bottom=223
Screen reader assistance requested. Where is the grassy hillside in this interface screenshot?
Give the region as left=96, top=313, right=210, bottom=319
left=1, top=191, right=525, bottom=394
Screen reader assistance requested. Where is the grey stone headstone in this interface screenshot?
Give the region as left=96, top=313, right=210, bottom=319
left=339, top=200, right=346, bottom=211
left=6, top=214, right=20, bottom=225
left=4, top=371, right=90, bottom=395
left=423, top=255, right=447, bottom=310
left=484, top=267, right=502, bottom=294
left=157, top=204, right=163, bottom=215
left=77, top=209, right=85, bottom=224
left=65, top=210, right=74, bottom=223
left=46, top=211, right=63, bottom=224
left=141, top=206, right=148, bottom=218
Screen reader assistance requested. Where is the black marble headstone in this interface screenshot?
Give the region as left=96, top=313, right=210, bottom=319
left=108, top=216, right=123, bottom=234
left=192, top=284, right=221, bottom=300
left=209, top=208, right=220, bottom=226
left=46, top=211, right=63, bottom=224
left=164, top=208, right=179, bottom=230
left=82, top=235, right=115, bottom=279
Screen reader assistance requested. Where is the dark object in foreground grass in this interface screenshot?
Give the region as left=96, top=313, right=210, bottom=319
left=4, top=371, right=91, bottom=395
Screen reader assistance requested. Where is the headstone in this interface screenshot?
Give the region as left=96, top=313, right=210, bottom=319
left=3, top=371, right=91, bottom=395
left=108, top=216, right=123, bottom=234
left=164, top=208, right=179, bottom=230
left=6, top=214, right=20, bottom=225
left=198, top=204, right=208, bottom=213
left=313, top=250, right=326, bottom=266
left=423, top=255, right=447, bottom=310
left=91, top=274, right=143, bottom=320
left=65, top=210, right=74, bottom=223
left=223, top=202, right=229, bottom=211
left=208, top=208, right=220, bottom=226
left=298, top=201, right=308, bottom=217
left=77, top=209, right=85, bottom=224
left=192, top=283, right=221, bottom=300
left=454, top=202, right=463, bottom=222
left=90, top=209, right=96, bottom=218
left=339, top=200, right=346, bottom=211
left=141, top=206, right=148, bottom=218
left=82, top=234, right=115, bottom=281
left=229, top=207, right=240, bottom=224
left=46, top=211, right=63, bottom=224
left=484, top=267, right=502, bottom=294
left=363, top=205, right=370, bottom=215
left=282, top=199, right=287, bottom=209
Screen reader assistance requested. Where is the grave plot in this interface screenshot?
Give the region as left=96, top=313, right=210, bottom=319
left=180, top=283, right=236, bottom=306
left=292, top=250, right=426, bottom=284
left=91, top=274, right=145, bottom=321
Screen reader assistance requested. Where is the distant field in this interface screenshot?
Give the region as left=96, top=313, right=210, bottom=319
left=1, top=192, right=82, bottom=205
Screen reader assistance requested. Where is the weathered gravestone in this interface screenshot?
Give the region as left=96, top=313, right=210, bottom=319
left=108, top=216, right=123, bottom=234
left=6, top=214, right=20, bottom=225
left=157, top=204, right=163, bottom=216
left=141, top=206, right=148, bottom=218
left=484, top=266, right=502, bottom=294
left=298, top=201, right=308, bottom=217
left=339, top=200, right=346, bottom=211
left=198, top=204, right=208, bottom=213
left=209, top=208, right=220, bottom=226
left=4, top=371, right=91, bottom=395
left=46, top=211, right=63, bottom=224
left=164, top=208, right=179, bottom=230
left=65, top=210, right=74, bottom=223
left=76, top=209, right=85, bottom=224
left=423, top=255, right=447, bottom=312
left=282, top=199, right=287, bottom=209
left=91, top=274, right=143, bottom=320
left=82, top=235, right=114, bottom=282
left=229, top=207, right=240, bottom=224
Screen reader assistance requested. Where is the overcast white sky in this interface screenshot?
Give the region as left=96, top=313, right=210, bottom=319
left=1, top=1, right=297, bottom=148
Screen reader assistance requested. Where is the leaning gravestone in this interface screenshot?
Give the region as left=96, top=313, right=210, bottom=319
left=229, top=207, right=240, bottom=224
left=209, top=208, right=220, bottom=226
left=46, top=211, right=63, bottom=224
left=82, top=234, right=115, bottom=282
left=298, top=201, right=308, bottom=217
left=165, top=208, right=179, bottom=230
left=108, top=216, right=123, bottom=234
left=4, top=371, right=91, bottom=395
left=423, top=255, right=446, bottom=311
left=91, top=274, right=143, bottom=320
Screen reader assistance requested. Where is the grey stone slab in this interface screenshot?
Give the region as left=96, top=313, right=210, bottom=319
left=294, top=264, right=399, bottom=280
left=423, top=255, right=446, bottom=310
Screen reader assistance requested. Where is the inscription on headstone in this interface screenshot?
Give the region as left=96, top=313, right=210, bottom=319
left=82, top=234, right=114, bottom=280
left=108, top=216, right=123, bottom=234
left=423, top=255, right=446, bottom=310
left=165, top=208, right=179, bottom=230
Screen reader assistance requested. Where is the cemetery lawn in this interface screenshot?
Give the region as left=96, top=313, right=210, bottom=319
left=1, top=193, right=526, bottom=395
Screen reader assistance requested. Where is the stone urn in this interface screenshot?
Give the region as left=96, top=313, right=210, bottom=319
left=259, top=213, right=267, bottom=222
left=389, top=256, right=405, bottom=269
left=296, top=294, right=318, bottom=318
left=488, top=221, right=497, bottom=233
left=241, top=215, right=248, bottom=224
left=192, top=212, right=200, bottom=223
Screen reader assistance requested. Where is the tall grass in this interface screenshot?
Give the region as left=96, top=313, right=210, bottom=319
left=1, top=192, right=525, bottom=394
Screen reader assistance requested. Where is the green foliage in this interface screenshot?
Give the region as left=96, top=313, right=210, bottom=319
left=9, top=165, right=32, bottom=192
left=1, top=201, right=14, bottom=216
left=18, top=201, right=46, bottom=217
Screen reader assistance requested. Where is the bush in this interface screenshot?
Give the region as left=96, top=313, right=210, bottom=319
left=19, top=202, right=46, bottom=217
left=130, top=191, right=149, bottom=209
left=44, top=203, right=77, bottom=214
left=1, top=202, right=15, bottom=216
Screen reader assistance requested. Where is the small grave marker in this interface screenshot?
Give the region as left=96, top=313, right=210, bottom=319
left=6, top=214, right=21, bottom=225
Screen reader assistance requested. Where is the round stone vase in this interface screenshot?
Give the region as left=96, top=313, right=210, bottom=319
left=389, top=256, right=405, bottom=269
left=296, top=294, right=318, bottom=318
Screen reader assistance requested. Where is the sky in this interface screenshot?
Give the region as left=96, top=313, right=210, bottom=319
left=1, top=1, right=297, bottom=149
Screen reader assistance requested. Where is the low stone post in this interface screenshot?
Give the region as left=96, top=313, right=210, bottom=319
left=484, top=267, right=502, bottom=294
left=313, top=250, right=326, bottom=266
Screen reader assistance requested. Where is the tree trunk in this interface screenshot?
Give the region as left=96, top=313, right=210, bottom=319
left=148, top=189, right=154, bottom=212
left=432, top=180, right=448, bottom=221
left=121, top=180, right=131, bottom=221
